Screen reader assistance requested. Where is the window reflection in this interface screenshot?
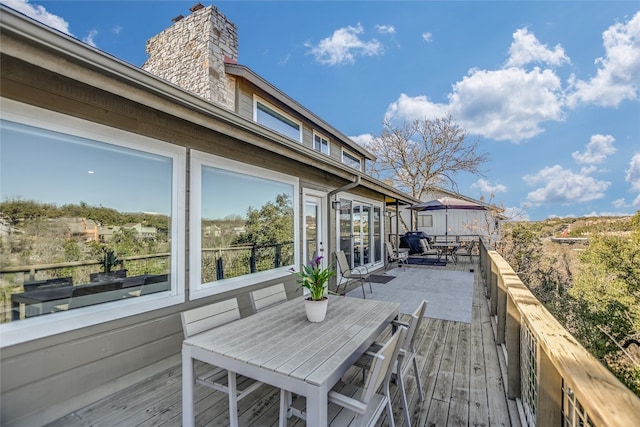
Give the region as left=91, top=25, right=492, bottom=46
left=0, top=120, right=174, bottom=323
left=200, top=165, right=295, bottom=284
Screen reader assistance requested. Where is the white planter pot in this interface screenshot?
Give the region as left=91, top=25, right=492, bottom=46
left=304, top=297, right=328, bottom=322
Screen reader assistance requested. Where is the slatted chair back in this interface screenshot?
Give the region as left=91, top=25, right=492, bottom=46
left=250, top=283, right=287, bottom=313
left=181, top=298, right=241, bottom=339
left=404, top=300, right=428, bottom=353
left=335, top=250, right=351, bottom=275
left=360, top=325, right=406, bottom=406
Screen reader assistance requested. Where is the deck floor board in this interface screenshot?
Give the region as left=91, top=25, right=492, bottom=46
left=46, top=258, right=516, bottom=427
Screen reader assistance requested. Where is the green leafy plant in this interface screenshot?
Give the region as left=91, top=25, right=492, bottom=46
left=99, top=248, right=120, bottom=273
left=290, top=255, right=335, bottom=301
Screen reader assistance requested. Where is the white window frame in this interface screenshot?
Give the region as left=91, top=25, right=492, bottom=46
left=189, top=150, right=300, bottom=300
left=341, top=148, right=362, bottom=171
left=312, top=131, right=330, bottom=155
left=0, top=98, right=186, bottom=347
left=253, top=95, right=302, bottom=142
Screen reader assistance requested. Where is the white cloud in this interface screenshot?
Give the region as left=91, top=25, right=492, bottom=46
left=523, top=164, right=610, bottom=205
left=506, top=28, right=570, bottom=67
left=567, top=11, right=640, bottom=108
left=422, top=32, right=433, bottom=43
left=470, top=179, right=507, bottom=194
left=383, top=93, right=449, bottom=123
left=1, top=0, right=72, bottom=35
left=112, top=25, right=122, bottom=35
left=375, top=24, right=395, bottom=35
left=385, top=28, right=567, bottom=142
left=571, top=134, right=616, bottom=164
left=625, top=152, right=640, bottom=206
left=612, top=198, right=628, bottom=208
left=349, top=133, right=375, bottom=148
left=449, top=67, right=565, bottom=141
left=305, top=23, right=383, bottom=65
left=83, top=29, right=98, bottom=47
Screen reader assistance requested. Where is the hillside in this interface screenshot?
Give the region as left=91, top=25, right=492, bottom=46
left=497, top=212, right=640, bottom=396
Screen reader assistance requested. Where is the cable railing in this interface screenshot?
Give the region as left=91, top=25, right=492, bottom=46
left=478, top=238, right=640, bottom=426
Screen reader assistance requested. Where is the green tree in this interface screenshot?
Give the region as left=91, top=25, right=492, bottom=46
left=568, top=212, right=640, bottom=393
left=233, top=194, right=294, bottom=246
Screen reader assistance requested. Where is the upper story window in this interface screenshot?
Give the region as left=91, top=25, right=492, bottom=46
left=253, top=96, right=302, bottom=142
left=342, top=149, right=362, bottom=171
left=190, top=151, right=299, bottom=298
left=313, top=132, right=330, bottom=155
left=0, top=100, right=186, bottom=346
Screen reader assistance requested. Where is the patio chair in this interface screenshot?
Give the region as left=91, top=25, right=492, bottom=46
left=279, top=324, right=407, bottom=427
left=355, top=299, right=428, bottom=427
left=249, top=283, right=288, bottom=312
left=335, top=250, right=372, bottom=298
left=181, top=298, right=264, bottom=427
left=418, top=238, right=439, bottom=258
left=385, top=241, right=408, bottom=271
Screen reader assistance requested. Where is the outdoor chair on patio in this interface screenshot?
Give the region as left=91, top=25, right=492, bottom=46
left=249, top=283, right=288, bottom=312
left=335, top=250, right=372, bottom=298
left=355, top=299, right=428, bottom=427
left=418, top=238, right=439, bottom=258
left=279, top=324, right=407, bottom=427
left=181, top=298, right=265, bottom=427
left=386, top=241, right=408, bottom=271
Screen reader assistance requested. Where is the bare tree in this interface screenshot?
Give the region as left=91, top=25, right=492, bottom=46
left=367, top=115, right=488, bottom=199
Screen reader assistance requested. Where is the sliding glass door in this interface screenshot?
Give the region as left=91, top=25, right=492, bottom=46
left=338, top=199, right=382, bottom=269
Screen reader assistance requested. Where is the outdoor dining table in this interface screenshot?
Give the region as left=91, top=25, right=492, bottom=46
left=182, top=294, right=400, bottom=427
left=433, top=242, right=460, bottom=263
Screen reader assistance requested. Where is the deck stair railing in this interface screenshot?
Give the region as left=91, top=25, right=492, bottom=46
left=478, top=238, right=640, bottom=427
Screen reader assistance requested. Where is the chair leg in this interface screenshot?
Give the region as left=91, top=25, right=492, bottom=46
left=397, top=373, right=411, bottom=427
left=413, top=356, right=424, bottom=401
left=385, top=382, right=396, bottom=427
left=360, top=278, right=366, bottom=299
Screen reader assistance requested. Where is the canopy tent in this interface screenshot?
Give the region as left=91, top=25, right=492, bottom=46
left=410, top=196, right=489, bottom=241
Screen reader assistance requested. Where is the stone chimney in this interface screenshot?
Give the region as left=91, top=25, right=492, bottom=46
left=142, top=3, right=238, bottom=110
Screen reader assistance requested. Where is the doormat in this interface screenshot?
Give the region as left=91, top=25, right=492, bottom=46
left=407, top=257, right=447, bottom=266
left=369, top=274, right=395, bottom=283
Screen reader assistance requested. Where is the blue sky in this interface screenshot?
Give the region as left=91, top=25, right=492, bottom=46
left=3, top=0, right=639, bottom=221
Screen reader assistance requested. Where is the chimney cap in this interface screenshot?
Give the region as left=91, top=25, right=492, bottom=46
left=190, top=3, right=204, bottom=12
left=171, top=15, right=184, bottom=23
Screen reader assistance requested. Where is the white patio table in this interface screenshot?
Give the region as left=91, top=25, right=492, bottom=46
left=182, top=294, right=400, bottom=427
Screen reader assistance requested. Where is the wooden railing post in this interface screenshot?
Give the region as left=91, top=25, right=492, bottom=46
left=490, top=262, right=498, bottom=316
left=505, top=292, right=521, bottom=400
left=537, top=348, right=563, bottom=425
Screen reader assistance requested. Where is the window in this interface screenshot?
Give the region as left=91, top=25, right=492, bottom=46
left=0, top=100, right=185, bottom=346
left=342, top=149, right=362, bottom=171
left=313, top=133, right=329, bottom=155
left=254, top=97, right=302, bottom=142
left=190, top=151, right=299, bottom=298
left=418, top=214, right=433, bottom=227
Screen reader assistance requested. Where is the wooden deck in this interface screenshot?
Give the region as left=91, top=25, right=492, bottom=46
left=47, top=257, right=518, bottom=427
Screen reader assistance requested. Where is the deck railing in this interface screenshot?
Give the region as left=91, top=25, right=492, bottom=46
left=478, top=238, right=640, bottom=426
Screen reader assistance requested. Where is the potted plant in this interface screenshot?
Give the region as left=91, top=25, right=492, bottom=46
left=290, top=255, right=335, bottom=322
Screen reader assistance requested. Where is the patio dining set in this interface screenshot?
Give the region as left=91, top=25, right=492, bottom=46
left=181, top=283, right=428, bottom=427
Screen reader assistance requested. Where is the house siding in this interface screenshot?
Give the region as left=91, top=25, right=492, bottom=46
left=0, top=8, right=413, bottom=426
left=0, top=51, right=331, bottom=427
